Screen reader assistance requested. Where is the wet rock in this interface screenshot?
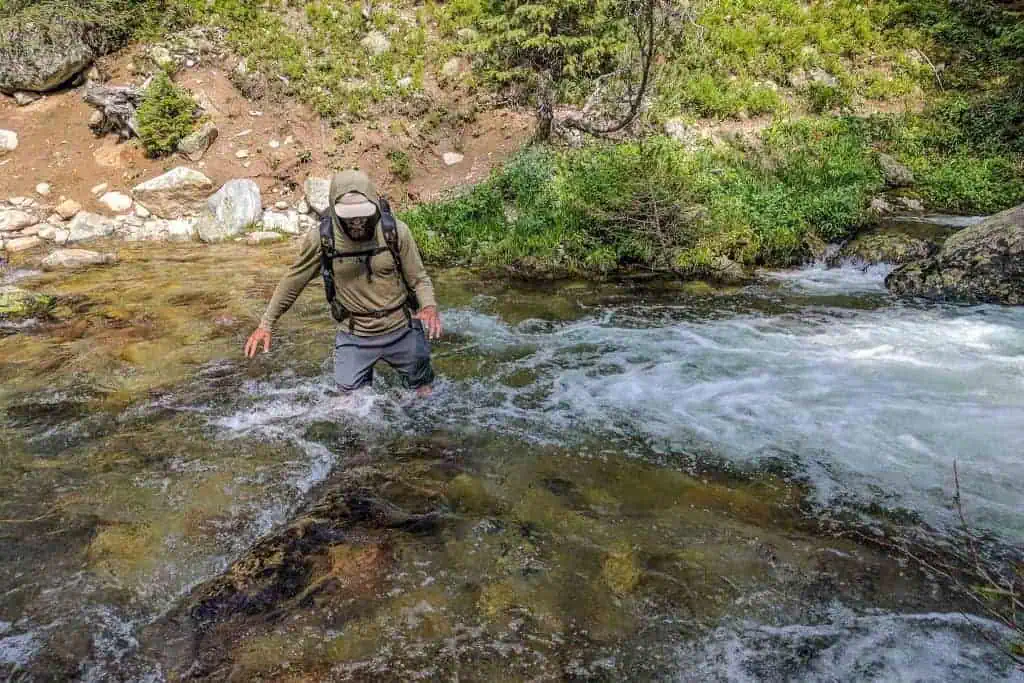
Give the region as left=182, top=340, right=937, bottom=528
left=442, top=151, right=464, bottom=167
left=361, top=30, right=391, bottom=56
left=67, top=211, right=115, bottom=242
left=0, top=20, right=95, bottom=93
left=0, top=129, right=18, bottom=155
left=446, top=474, right=500, bottom=514
left=878, top=153, right=914, bottom=188
left=99, top=191, right=133, bottom=213
left=131, top=167, right=213, bottom=219
left=896, top=197, right=925, bottom=213
left=35, top=182, right=51, bottom=196
left=41, top=248, right=117, bottom=270
left=14, top=91, right=40, bottom=106
left=838, top=232, right=935, bottom=266
left=122, top=218, right=197, bottom=242
left=197, top=179, right=262, bottom=242
left=0, top=209, right=35, bottom=233
left=707, top=255, right=747, bottom=284
left=885, top=203, right=1024, bottom=305
left=0, top=286, right=54, bottom=319
left=304, top=176, right=330, bottom=216
left=177, top=121, right=219, bottom=162
left=261, top=210, right=301, bottom=235
left=246, top=231, right=286, bottom=245
left=55, top=199, right=82, bottom=220
left=5, top=235, right=41, bottom=252
left=602, top=546, right=641, bottom=595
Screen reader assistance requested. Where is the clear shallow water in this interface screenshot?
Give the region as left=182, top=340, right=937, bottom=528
left=1, top=250, right=1022, bottom=681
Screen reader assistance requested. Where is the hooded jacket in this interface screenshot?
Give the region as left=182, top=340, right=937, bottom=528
left=258, top=170, right=437, bottom=336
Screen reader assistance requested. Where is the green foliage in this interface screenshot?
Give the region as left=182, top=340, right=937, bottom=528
left=387, top=150, right=413, bottom=182
left=136, top=71, right=197, bottom=157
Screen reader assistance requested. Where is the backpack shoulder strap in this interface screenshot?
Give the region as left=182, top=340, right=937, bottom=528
left=318, top=214, right=348, bottom=322
left=378, top=196, right=420, bottom=311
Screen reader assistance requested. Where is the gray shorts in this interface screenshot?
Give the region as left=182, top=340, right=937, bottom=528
left=334, top=320, right=434, bottom=391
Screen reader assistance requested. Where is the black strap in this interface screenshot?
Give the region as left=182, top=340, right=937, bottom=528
left=318, top=196, right=420, bottom=326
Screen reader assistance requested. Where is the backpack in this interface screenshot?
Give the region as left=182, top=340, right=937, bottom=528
left=318, top=196, right=421, bottom=325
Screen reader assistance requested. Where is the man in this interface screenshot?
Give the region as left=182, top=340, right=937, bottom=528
left=244, top=169, right=442, bottom=397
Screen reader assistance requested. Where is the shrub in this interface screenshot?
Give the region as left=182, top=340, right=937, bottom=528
left=387, top=150, right=413, bottom=182
left=136, top=71, right=198, bottom=157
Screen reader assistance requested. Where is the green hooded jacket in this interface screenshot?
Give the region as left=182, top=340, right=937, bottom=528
left=258, top=170, right=437, bottom=336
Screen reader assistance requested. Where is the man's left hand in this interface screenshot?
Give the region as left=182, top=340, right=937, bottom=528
left=415, top=306, right=443, bottom=340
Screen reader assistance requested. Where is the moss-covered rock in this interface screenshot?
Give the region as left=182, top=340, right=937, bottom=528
left=837, top=231, right=936, bottom=266
left=0, top=286, right=55, bottom=319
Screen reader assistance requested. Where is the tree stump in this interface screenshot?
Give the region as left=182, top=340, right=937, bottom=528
left=82, top=83, right=143, bottom=140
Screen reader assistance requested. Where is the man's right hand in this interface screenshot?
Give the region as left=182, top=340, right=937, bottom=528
left=245, top=327, right=272, bottom=357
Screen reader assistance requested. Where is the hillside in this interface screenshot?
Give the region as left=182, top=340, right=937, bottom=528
left=1, top=0, right=1022, bottom=276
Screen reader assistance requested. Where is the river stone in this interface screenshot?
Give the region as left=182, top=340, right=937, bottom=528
left=869, top=196, right=895, bottom=216
left=14, top=91, right=40, bottom=106
left=177, top=121, right=219, bottom=162
left=246, top=231, right=286, bottom=245
left=442, top=152, right=464, bottom=167
left=838, top=232, right=935, bottom=266
left=131, top=167, right=214, bottom=219
left=197, top=179, right=261, bottom=242
left=879, top=153, right=914, bottom=188
left=0, top=286, right=54, bottom=319
left=0, top=209, right=35, bottom=233
left=41, top=249, right=117, bottom=270
left=261, top=209, right=301, bottom=235
left=55, top=199, right=82, bottom=220
left=885, top=203, right=1024, bottom=305
left=99, top=191, right=133, bottom=213
left=708, top=255, right=746, bottom=284
left=123, top=218, right=196, bottom=242
left=67, top=211, right=115, bottom=242
left=0, top=130, right=18, bottom=155
left=5, top=235, right=41, bottom=252
left=35, top=182, right=51, bottom=196
left=896, top=197, right=925, bottom=213
left=0, top=18, right=98, bottom=93
left=304, top=176, right=330, bottom=216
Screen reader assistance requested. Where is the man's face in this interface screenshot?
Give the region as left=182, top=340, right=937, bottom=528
left=338, top=213, right=375, bottom=240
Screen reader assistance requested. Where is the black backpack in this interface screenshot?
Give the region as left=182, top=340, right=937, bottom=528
left=318, top=196, right=421, bottom=324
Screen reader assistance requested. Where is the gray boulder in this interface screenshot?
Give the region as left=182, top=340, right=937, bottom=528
left=41, top=248, right=117, bottom=270
left=67, top=212, right=115, bottom=242
left=197, top=179, right=261, bottom=242
left=261, top=209, right=302, bottom=235
left=0, top=209, right=35, bottom=233
left=0, top=16, right=107, bottom=93
left=303, top=177, right=330, bottom=216
left=838, top=231, right=935, bottom=266
left=131, top=167, right=214, bottom=219
left=177, top=121, right=219, bottom=161
left=885, top=203, right=1024, bottom=305
left=878, top=153, right=914, bottom=188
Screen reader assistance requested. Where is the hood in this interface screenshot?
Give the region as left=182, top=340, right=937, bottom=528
left=329, top=169, right=381, bottom=242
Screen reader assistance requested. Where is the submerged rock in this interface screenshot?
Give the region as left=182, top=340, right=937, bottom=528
left=885, top=203, right=1024, bottom=304
left=0, top=286, right=54, bottom=318
left=41, top=249, right=117, bottom=270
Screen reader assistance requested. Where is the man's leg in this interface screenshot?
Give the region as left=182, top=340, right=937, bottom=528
left=334, top=331, right=379, bottom=392
left=381, top=320, right=435, bottom=396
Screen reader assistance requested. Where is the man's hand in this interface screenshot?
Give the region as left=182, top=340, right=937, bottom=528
left=244, top=326, right=272, bottom=357
left=414, top=306, right=442, bottom=340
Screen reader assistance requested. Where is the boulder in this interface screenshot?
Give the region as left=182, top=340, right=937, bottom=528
left=121, top=218, right=196, bottom=242
left=0, top=130, right=17, bottom=155
left=0, top=209, right=36, bottom=233
left=99, top=191, right=133, bottom=213
left=55, top=199, right=82, bottom=220
left=246, top=231, right=286, bottom=245
left=41, top=249, right=117, bottom=270
left=869, top=196, right=895, bottom=216
left=360, top=31, right=391, bottom=56
left=885, top=203, right=1024, bottom=305
left=197, top=179, right=261, bottom=242
left=878, top=153, right=914, bottom=188
left=303, top=176, right=330, bottom=216
left=707, top=255, right=747, bottom=284
left=896, top=197, right=925, bottom=213
left=67, top=212, right=115, bottom=242
left=839, top=232, right=935, bottom=266
left=177, top=121, right=219, bottom=161
left=0, top=19, right=98, bottom=93
left=0, top=286, right=54, bottom=319
left=261, top=210, right=302, bottom=235
left=131, top=167, right=214, bottom=219
left=5, top=236, right=41, bottom=252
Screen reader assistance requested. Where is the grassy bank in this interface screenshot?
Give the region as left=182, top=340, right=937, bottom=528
left=402, top=109, right=1024, bottom=277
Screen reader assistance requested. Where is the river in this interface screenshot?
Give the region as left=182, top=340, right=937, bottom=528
left=1, top=240, right=1021, bottom=681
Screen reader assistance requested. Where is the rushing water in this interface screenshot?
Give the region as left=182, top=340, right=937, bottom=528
left=0, top=242, right=1022, bottom=681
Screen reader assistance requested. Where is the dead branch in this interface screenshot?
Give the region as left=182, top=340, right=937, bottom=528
left=83, top=82, right=143, bottom=140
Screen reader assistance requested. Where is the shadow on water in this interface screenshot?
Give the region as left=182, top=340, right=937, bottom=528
left=0, top=241, right=1021, bottom=681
